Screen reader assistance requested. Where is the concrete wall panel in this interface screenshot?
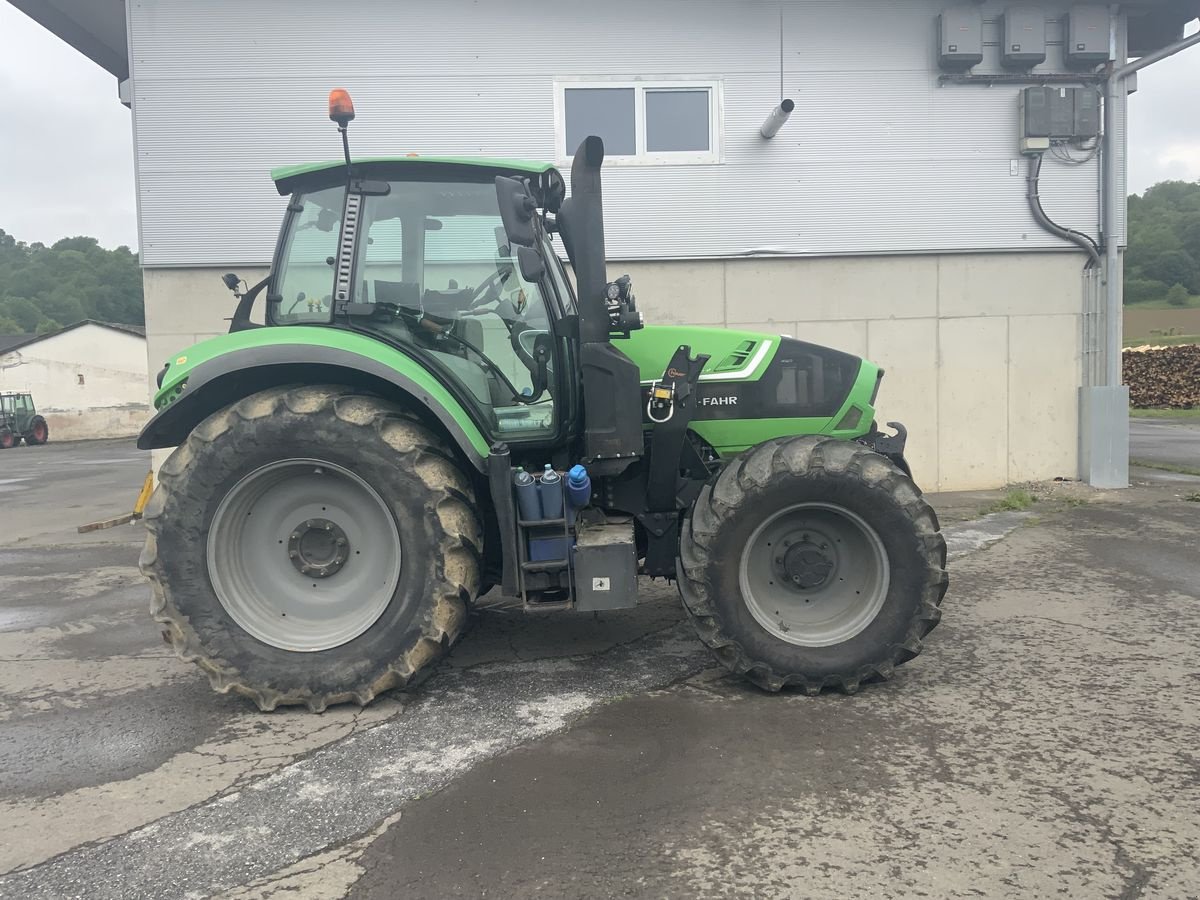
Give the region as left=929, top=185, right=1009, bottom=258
left=866, top=318, right=939, bottom=487
left=1008, top=314, right=1080, bottom=482
left=938, top=317, right=1010, bottom=490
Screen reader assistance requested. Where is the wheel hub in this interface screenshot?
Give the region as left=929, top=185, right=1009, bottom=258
left=287, top=518, right=350, bottom=578
left=740, top=502, right=891, bottom=648
left=778, top=536, right=835, bottom=589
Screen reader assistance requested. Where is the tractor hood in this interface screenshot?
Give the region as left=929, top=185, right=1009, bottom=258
left=619, top=325, right=882, bottom=454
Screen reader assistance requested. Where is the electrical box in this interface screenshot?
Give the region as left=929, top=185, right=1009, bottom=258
left=1074, top=88, right=1100, bottom=138
left=1019, top=87, right=1101, bottom=153
left=1020, top=87, right=1052, bottom=152
left=1001, top=6, right=1047, bottom=69
left=938, top=6, right=984, bottom=71
left=1064, top=5, right=1111, bottom=68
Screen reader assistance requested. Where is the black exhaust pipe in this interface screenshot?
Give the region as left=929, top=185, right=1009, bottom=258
left=556, top=136, right=645, bottom=470
left=558, top=136, right=612, bottom=345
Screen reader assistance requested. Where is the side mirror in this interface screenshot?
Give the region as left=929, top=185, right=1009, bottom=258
left=496, top=175, right=538, bottom=248
left=221, top=273, right=241, bottom=292
left=538, top=169, right=566, bottom=214
left=517, top=246, right=545, bottom=282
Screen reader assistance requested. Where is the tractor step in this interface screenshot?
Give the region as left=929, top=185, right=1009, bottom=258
left=521, top=559, right=570, bottom=573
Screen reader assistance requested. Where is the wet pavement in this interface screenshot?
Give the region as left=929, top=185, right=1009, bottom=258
left=1130, top=416, right=1200, bottom=473
left=0, top=441, right=1197, bottom=898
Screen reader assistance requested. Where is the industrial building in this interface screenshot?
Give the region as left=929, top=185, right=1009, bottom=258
left=8, top=0, right=1199, bottom=488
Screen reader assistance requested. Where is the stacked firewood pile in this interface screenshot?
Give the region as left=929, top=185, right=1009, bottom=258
left=1123, top=344, right=1200, bottom=408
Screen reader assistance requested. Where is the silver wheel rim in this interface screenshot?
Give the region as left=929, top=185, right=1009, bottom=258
left=739, top=502, right=890, bottom=648
left=207, top=458, right=401, bottom=652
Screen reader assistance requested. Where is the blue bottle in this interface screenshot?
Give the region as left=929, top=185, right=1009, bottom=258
left=538, top=464, right=564, bottom=519
left=566, top=464, right=591, bottom=509
left=513, top=467, right=541, bottom=522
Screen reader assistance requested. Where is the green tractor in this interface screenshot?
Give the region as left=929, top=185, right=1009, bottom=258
left=138, top=91, right=947, bottom=711
left=0, top=392, right=49, bottom=449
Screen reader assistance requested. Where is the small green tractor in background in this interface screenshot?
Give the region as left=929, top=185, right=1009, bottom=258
left=138, top=91, right=947, bottom=711
left=0, top=392, right=49, bottom=449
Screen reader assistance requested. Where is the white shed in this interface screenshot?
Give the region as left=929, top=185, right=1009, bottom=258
left=0, top=321, right=149, bottom=440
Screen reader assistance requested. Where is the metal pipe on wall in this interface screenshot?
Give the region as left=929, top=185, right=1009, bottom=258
left=760, top=99, right=796, bottom=139
left=1101, top=24, right=1200, bottom=386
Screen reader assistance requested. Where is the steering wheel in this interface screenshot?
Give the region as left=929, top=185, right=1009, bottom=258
left=465, top=267, right=511, bottom=310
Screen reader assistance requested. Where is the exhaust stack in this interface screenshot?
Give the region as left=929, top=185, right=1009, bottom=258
left=557, top=136, right=612, bottom=345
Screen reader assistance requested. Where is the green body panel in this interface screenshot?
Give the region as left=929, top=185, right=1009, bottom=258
left=619, top=325, right=880, bottom=456
left=152, top=327, right=491, bottom=458
left=620, top=325, right=780, bottom=383
left=271, top=156, right=556, bottom=185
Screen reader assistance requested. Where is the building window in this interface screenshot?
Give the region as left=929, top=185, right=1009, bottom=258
left=77, top=373, right=85, bottom=385
left=554, top=79, right=722, bottom=165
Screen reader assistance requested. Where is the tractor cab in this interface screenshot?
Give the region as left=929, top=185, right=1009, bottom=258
left=256, top=159, right=577, bottom=443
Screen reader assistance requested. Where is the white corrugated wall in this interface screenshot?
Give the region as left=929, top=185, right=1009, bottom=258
left=126, top=0, right=1114, bottom=267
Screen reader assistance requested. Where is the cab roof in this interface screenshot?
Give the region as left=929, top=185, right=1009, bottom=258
left=271, top=157, right=557, bottom=195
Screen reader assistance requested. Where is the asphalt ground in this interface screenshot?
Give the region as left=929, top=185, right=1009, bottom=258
left=0, top=437, right=1197, bottom=898
left=1130, top=416, right=1200, bottom=472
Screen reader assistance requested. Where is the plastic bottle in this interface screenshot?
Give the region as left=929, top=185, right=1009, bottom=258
left=566, top=464, right=591, bottom=509
left=538, top=464, right=564, bottom=519
left=513, top=467, right=541, bottom=522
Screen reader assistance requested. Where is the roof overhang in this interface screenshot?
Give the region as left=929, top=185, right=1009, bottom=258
left=4, top=0, right=1196, bottom=82
left=5, top=0, right=127, bottom=79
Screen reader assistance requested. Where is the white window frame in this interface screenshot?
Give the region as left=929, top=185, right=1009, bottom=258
left=553, top=77, right=724, bottom=167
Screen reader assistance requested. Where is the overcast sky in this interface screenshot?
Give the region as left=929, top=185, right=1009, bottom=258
left=0, top=4, right=1196, bottom=252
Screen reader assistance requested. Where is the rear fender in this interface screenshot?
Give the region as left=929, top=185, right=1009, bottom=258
left=139, top=339, right=490, bottom=473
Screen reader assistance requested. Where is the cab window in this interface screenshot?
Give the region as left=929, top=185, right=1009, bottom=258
left=272, top=186, right=343, bottom=323
left=353, top=179, right=557, bottom=440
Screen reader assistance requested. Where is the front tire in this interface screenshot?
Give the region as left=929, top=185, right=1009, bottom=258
left=140, top=385, right=482, bottom=711
left=677, top=436, right=947, bottom=693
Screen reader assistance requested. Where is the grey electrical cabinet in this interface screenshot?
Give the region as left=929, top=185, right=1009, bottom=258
left=1002, top=6, right=1047, bottom=68
left=1074, top=88, right=1100, bottom=138
left=938, top=6, right=984, bottom=71
left=1064, top=5, right=1111, bottom=68
left=1020, top=87, right=1101, bottom=152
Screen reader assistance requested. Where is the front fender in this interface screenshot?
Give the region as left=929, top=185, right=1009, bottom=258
left=139, top=327, right=491, bottom=471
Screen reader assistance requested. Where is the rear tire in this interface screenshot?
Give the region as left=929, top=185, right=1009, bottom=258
left=677, top=436, right=947, bottom=694
left=24, top=416, right=48, bottom=445
left=140, top=385, right=482, bottom=711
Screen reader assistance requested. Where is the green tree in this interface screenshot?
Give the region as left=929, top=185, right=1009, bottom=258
left=0, top=315, right=21, bottom=334
left=0, top=228, right=143, bottom=330
left=1166, top=283, right=1190, bottom=307
left=1126, top=180, right=1200, bottom=299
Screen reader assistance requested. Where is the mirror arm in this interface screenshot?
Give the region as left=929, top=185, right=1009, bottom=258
left=229, top=275, right=271, bottom=333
